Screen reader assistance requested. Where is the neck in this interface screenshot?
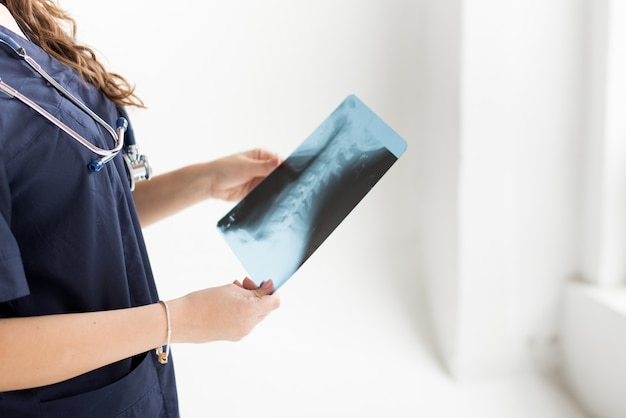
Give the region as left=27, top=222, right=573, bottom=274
left=0, top=4, right=27, bottom=38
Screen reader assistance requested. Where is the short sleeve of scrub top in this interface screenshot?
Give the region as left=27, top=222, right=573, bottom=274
left=0, top=26, right=179, bottom=418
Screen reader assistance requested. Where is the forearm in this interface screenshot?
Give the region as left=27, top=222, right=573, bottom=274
left=132, top=149, right=281, bottom=227
left=132, top=164, right=210, bottom=227
left=0, top=303, right=167, bottom=392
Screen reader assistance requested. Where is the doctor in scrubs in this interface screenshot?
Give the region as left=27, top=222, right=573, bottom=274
left=0, top=1, right=280, bottom=416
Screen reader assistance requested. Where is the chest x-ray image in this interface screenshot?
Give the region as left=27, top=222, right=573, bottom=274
left=217, top=95, right=407, bottom=291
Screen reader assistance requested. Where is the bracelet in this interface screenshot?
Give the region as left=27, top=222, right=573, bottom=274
left=155, top=300, right=172, bottom=364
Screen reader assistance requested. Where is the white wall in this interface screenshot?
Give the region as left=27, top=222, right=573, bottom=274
left=580, top=0, right=626, bottom=287
left=560, top=1, right=626, bottom=416
left=419, top=0, right=587, bottom=381
left=462, top=0, right=586, bottom=378
left=414, top=0, right=463, bottom=375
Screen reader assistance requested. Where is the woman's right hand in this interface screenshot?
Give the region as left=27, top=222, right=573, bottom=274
left=167, top=279, right=280, bottom=343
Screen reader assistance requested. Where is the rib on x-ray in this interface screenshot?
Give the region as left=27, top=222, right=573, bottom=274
left=217, top=95, right=407, bottom=291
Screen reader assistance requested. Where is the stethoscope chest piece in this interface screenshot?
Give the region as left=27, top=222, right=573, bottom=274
left=123, top=144, right=152, bottom=191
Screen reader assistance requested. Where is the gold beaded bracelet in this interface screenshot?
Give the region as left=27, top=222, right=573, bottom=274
left=155, top=300, right=172, bottom=364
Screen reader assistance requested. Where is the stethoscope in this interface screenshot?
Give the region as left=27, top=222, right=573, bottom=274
left=0, top=30, right=151, bottom=190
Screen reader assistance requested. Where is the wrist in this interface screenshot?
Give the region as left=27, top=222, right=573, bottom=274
left=155, top=301, right=171, bottom=364
left=166, top=295, right=202, bottom=344
left=184, top=162, right=215, bottom=202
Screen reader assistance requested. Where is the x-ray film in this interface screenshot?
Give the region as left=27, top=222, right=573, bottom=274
left=216, top=95, right=407, bottom=291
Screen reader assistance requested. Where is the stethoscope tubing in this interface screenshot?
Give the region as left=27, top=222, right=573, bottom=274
left=0, top=31, right=126, bottom=171
left=0, top=77, right=124, bottom=158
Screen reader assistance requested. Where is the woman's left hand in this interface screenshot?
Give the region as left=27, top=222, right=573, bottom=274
left=206, top=148, right=281, bottom=201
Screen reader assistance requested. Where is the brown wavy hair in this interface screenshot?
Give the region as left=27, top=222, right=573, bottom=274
left=3, top=0, right=144, bottom=108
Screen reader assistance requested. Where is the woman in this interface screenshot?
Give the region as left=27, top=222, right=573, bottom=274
left=0, top=1, right=280, bottom=416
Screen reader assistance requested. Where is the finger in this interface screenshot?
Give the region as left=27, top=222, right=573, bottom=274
left=255, top=279, right=275, bottom=296
left=249, top=148, right=278, bottom=161
left=233, top=279, right=243, bottom=287
left=241, top=277, right=260, bottom=290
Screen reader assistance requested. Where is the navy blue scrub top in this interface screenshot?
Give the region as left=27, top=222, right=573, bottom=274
left=0, top=26, right=179, bottom=417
